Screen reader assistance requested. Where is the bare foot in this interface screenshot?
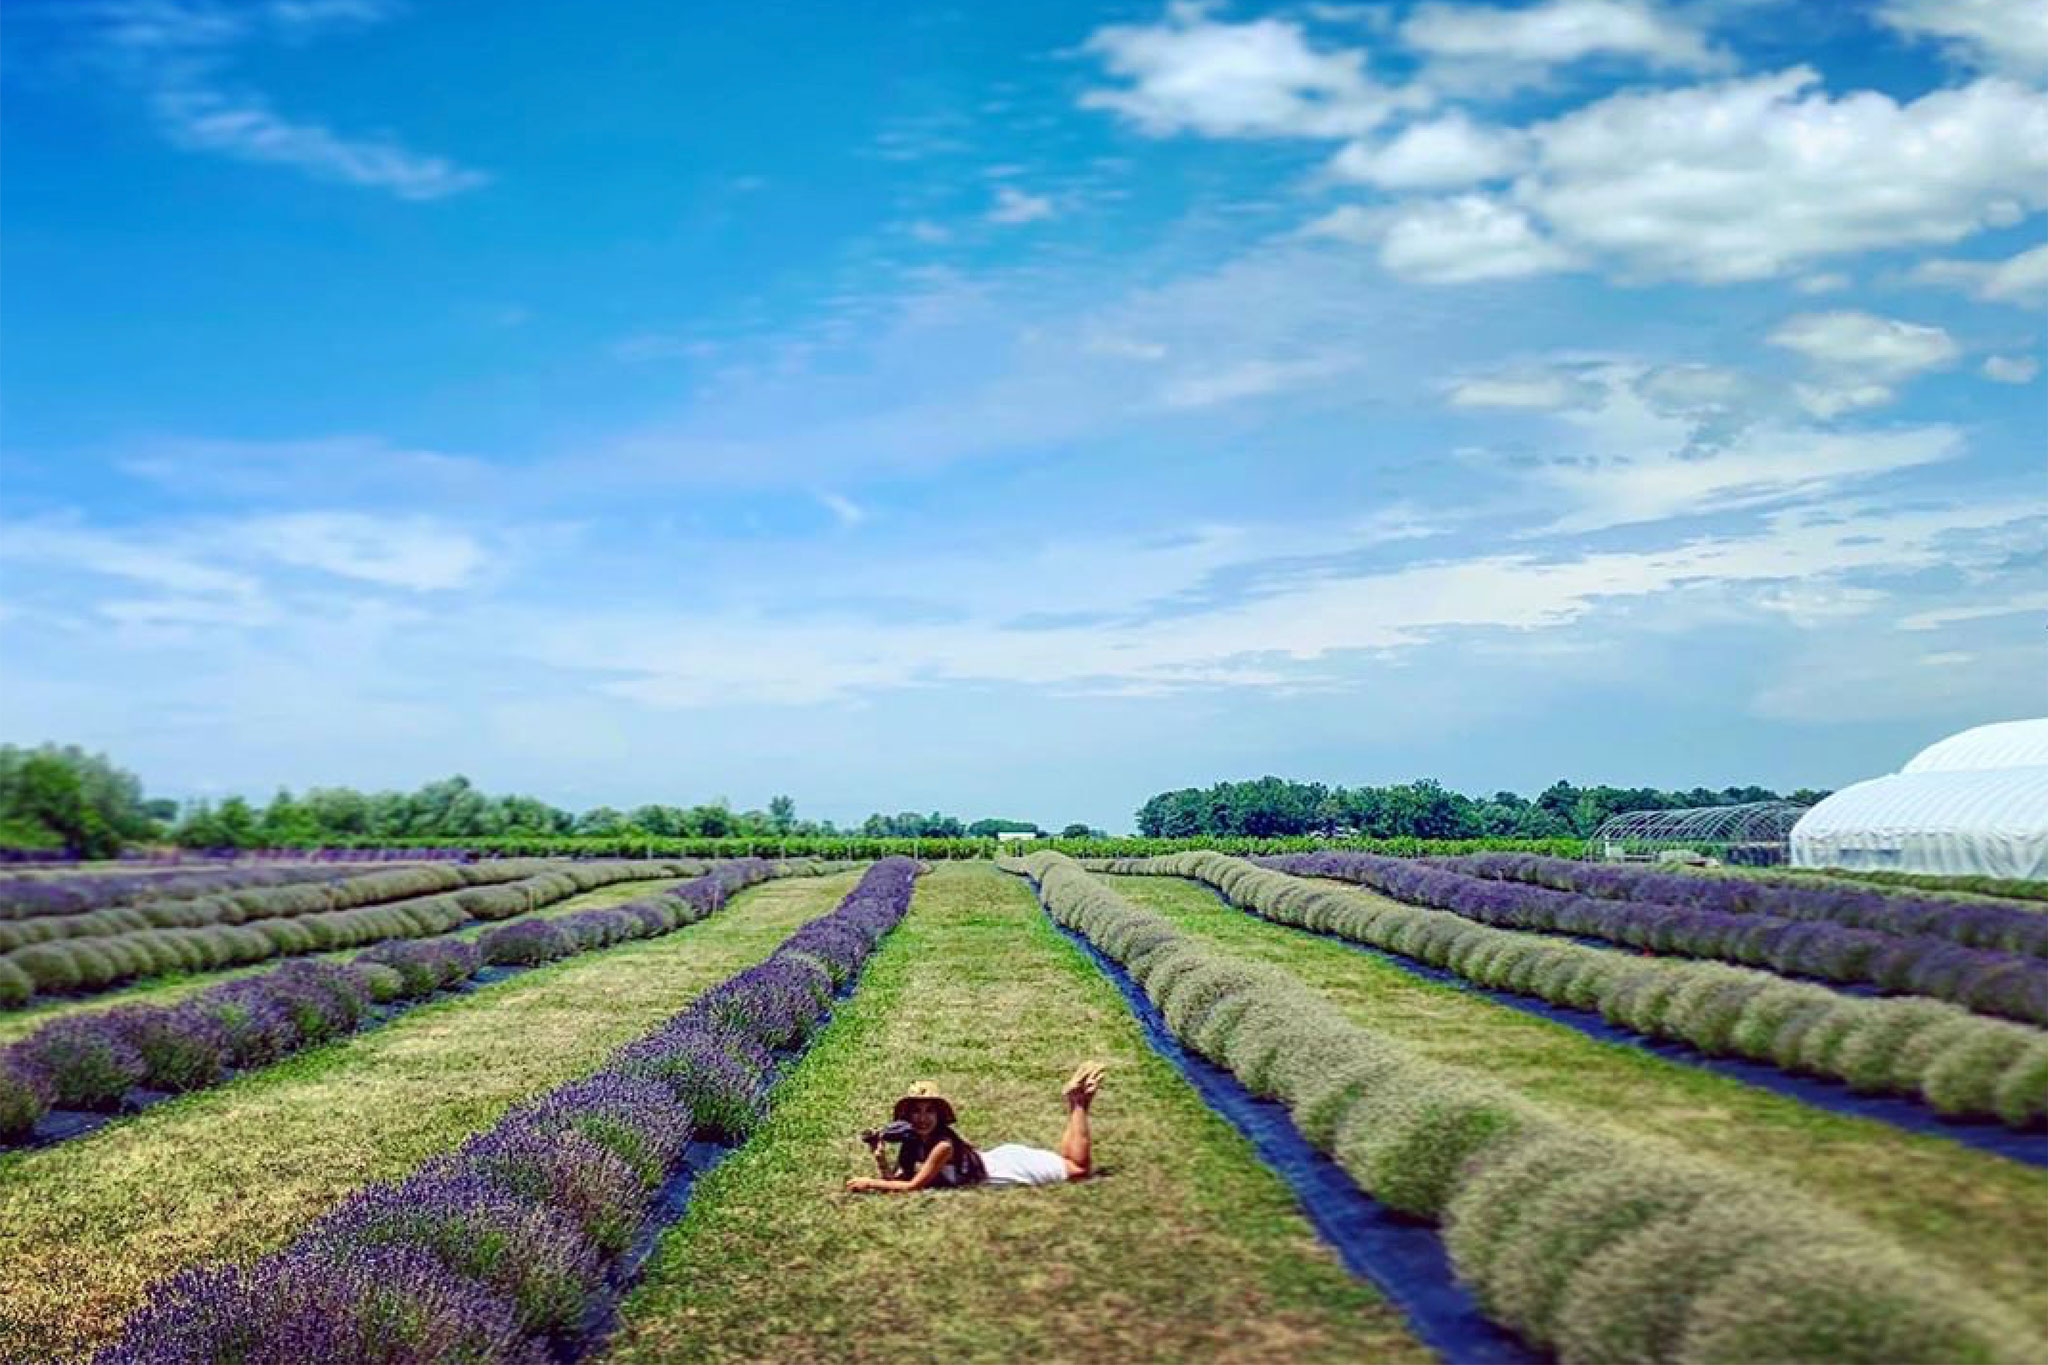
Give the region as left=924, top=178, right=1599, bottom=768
left=1066, top=1062, right=1106, bottom=1108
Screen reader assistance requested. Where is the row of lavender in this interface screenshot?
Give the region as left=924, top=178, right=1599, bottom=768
left=1279, top=851, right=2048, bottom=1028
left=1440, top=852, right=2048, bottom=958
left=0, top=861, right=784, bottom=1142
left=1117, top=852, right=2046, bottom=1127
left=0, top=862, right=411, bottom=920
left=0, top=861, right=574, bottom=943
left=91, top=857, right=921, bottom=1365
left=0, top=861, right=712, bottom=1009
left=1013, top=853, right=2043, bottom=1363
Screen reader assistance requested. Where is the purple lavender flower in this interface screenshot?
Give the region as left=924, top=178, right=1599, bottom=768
left=0, top=1048, right=52, bottom=1140
left=301, top=1171, right=602, bottom=1334
left=196, top=977, right=304, bottom=1067
left=436, top=1124, right=645, bottom=1256
left=613, top=1015, right=768, bottom=1139
left=502, top=1071, right=691, bottom=1186
left=94, top=1244, right=539, bottom=1365
left=105, top=1002, right=231, bottom=1092
left=478, top=918, right=575, bottom=966
left=12, top=1014, right=144, bottom=1110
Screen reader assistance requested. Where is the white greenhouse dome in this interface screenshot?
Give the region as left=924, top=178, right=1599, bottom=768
left=1791, top=718, right=2048, bottom=879
left=1901, top=718, right=2048, bottom=774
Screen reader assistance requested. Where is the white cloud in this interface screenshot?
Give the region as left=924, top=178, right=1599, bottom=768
left=1908, top=243, right=2048, bottom=307
left=0, top=524, right=262, bottom=599
left=83, top=0, right=486, bottom=198
left=1518, top=69, right=2048, bottom=281
left=1084, top=334, right=1170, bottom=361
left=1445, top=368, right=1603, bottom=409
left=1879, top=0, right=2048, bottom=79
left=1401, top=0, right=1725, bottom=72
left=1794, top=272, right=1852, bottom=295
left=906, top=220, right=953, bottom=244
left=1982, top=354, right=2041, bottom=383
left=1374, top=195, right=1578, bottom=283
left=236, top=513, right=486, bottom=591
left=1541, top=423, right=1963, bottom=528
left=987, top=186, right=1056, bottom=224
left=1157, top=356, right=1353, bottom=409
left=1445, top=358, right=1966, bottom=529
left=1768, top=310, right=1959, bottom=415
left=1327, top=112, right=1526, bottom=189
left=522, top=495, right=2044, bottom=707
left=1901, top=591, right=2048, bottom=630
left=1767, top=311, right=1959, bottom=375
left=815, top=491, right=867, bottom=527
left=1079, top=5, right=1415, bottom=139
left=152, top=88, right=489, bottom=199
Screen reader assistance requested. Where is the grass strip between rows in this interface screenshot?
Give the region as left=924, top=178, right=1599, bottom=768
left=606, top=861, right=1425, bottom=1365
left=1105, top=871, right=2048, bottom=1329
left=84, top=859, right=925, bottom=1364
left=0, top=870, right=865, bottom=1364
left=1111, top=852, right=2048, bottom=1128
left=1015, top=852, right=2045, bottom=1364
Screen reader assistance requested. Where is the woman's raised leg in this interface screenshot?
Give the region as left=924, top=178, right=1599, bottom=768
left=1058, top=1063, right=1104, bottom=1180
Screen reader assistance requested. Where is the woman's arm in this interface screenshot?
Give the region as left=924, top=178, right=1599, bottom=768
left=847, top=1140, right=952, bottom=1193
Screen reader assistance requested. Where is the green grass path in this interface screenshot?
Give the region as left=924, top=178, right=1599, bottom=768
left=0, top=870, right=719, bottom=1045
left=605, top=862, right=1427, bottom=1365
left=0, top=870, right=862, bottom=1364
left=1108, top=873, right=2048, bottom=1330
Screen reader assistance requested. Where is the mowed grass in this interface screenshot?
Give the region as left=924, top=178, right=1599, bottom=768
left=605, top=862, right=1426, bottom=1365
left=0, top=870, right=712, bottom=1045
left=0, top=870, right=864, bottom=1364
left=1108, top=873, right=2048, bottom=1328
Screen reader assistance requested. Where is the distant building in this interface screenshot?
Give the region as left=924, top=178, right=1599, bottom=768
left=994, top=830, right=1040, bottom=843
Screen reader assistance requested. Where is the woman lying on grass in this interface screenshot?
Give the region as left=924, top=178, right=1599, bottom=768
left=845, top=1063, right=1104, bottom=1193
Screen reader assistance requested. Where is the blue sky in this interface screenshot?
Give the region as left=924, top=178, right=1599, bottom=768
left=2, top=0, right=2043, bottom=831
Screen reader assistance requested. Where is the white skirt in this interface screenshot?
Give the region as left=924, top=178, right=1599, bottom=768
left=981, top=1142, right=1070, bottom=1187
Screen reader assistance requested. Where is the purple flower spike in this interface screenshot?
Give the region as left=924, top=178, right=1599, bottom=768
left=94, top=1244, right=539, bottom=1365
left=105, top=1002, right=231, bottom=1093
left=504, top=1071, right=691, bottom=1186
left=438, top=1123, right=646, bottom=1257
left=13, top=1014, right=144, bottom=1111
left=302, top=1172, right=602, bottom=1334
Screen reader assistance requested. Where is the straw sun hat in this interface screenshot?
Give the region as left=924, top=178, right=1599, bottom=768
left=891, top=1081, right=957, bottom=1125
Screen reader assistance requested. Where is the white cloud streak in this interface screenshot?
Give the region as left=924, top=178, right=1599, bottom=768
left=85, top=0, right=487, bottom=198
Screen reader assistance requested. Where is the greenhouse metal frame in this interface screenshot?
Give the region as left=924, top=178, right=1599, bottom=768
left=1589, top=801, right=1808, bottom=866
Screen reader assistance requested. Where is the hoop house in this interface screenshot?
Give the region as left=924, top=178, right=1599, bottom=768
left=1590, top=801, right=1807, bottom=865
left=1792, top=718, right=2048, bottom=878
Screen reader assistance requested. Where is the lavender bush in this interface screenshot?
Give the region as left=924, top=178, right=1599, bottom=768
left=0, top=1049, right=51, bottom=1139
left=1260, top=851, right=2048, bottom=1027
left=94, top=1245, right=540, bottom=1365
left=1443, top=851, right=2048, bottom=958
left=301, top=1173, right=602, bottom=1334
left=13, top=1014, right=145, bottom=1110
left=105, top=1003, right=231, bottom=1092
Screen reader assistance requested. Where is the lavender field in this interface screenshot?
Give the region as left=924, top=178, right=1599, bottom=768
left=1, top=849, right=2043, bottom=1363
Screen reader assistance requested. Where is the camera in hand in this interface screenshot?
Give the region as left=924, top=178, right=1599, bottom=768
left=860, top=1120, right=916, bottom=1147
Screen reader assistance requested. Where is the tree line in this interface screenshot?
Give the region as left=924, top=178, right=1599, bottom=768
left=0, top=746, right=1094, bottom=854
left=1134, top=776, right=1830, bottom=841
